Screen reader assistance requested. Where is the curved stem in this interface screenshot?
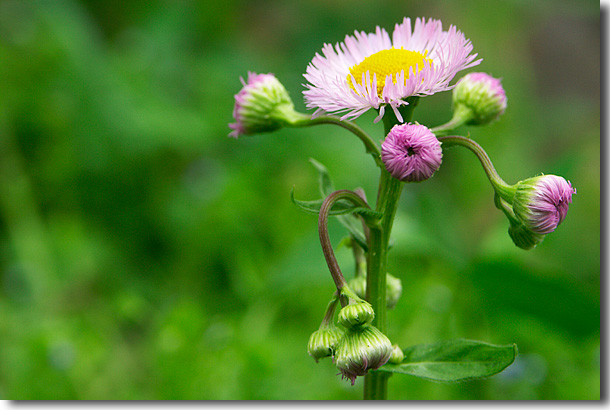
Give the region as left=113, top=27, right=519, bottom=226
left=318, top=190, right=375, bottom=291
left=319, top=290, right=341, bottom=328
left=295, top=115, right=382, bottom=167
left=430, top=105, right=472, bottom=136
left=437, top=135, right=516, bottom=202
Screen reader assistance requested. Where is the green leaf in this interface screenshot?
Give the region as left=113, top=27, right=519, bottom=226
left=308, top=158, right=335, bottom=197
left=378, top=339, right=517, bottom=383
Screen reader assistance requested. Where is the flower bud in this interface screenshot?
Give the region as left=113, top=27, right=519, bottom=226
left=307, top=325, right=344, bottom=363
left=348, top=276, right=367, bottom=300
left=512, top=175, right=576, bottom=235
left=388, top=344, right=405, bottom=364
left=385, top=273, right=402, bottom=310
left=334, top=325, right=393, bottom=385
left=508, top=219, right=545, bottom=250
left=337, top=301, right=375, bottom=330
left=229, top=72, right=303, bottom=138
left=347, top=273, right=402, bottom=310
left=452, top=72, right=507, bottom=125
left=381, top=123, right=443, bottom=183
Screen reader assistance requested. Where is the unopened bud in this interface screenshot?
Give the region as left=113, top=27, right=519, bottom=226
left=512, top=175, right=576, bottom=235
left=452, top=72, right=507, bottom=126
left=337, top=301, right=375, bottom=330
left=388, top=344, right=405, bottom=364
left=382, top=123, right=443, bottom=183
left=334, top=325, right=393, bottom=385
left=307, top=325, right=344, bottom=363
left=385, top=273, right=402, bottom=309
left=348, top=276, right=367, bottom=300
left=347, top=273, right=402, bottom=310
left=229, top=72, right=304, bottom=138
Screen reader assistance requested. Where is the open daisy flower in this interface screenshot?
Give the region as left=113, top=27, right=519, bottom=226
left=303, top=17, right=481, bottom=123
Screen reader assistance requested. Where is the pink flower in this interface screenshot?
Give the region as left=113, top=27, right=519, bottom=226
left=303, top=17, right=481, bottom=123
left=513, top=175, right=576, bottom=234
left=381, top=123, right=443, bottom=182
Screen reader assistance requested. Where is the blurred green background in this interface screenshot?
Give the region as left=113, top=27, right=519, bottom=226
left=0, top=0, right=600, bottom=400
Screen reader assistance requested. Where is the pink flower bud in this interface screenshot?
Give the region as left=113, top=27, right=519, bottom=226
left=513, top=175, right=576, bottom=234
left=381, top=123, right=443, bottom=182
left=453, top=72, right=507, bottom=125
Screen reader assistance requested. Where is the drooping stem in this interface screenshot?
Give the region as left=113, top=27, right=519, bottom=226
left=436, top=135, right=516, bottom=202
left=363, top=100, right=418, bottom=400
left=318, top=189, right=376, bottom=291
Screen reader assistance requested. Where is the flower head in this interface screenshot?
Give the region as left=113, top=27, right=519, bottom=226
left=381, top=123, right=443, bottom=182
left=303, top=17, right=481, bottom=122
left=334, top=325, right=393, bottom=385
left=512, top=175, right=576, bottom=234
left=229, top=72, right=301, bottom=138
left=453, top=72, right=507, bottom=125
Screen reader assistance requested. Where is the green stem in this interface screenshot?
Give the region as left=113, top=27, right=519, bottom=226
left=319, top=290, right=341, bottom=328
left=436, top=135, right=516, bottom=202
left=293, top=115, right=382, bottom=167
left=430, top=104, right=472, bottom=136
left=363, top=100, right=417, bottom=400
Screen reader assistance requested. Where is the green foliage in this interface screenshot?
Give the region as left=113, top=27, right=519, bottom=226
left=379, top=339, right=517, bottom=382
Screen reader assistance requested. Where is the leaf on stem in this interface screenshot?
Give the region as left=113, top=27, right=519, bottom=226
left=377, top=339, right=517, bottom=383
left=309, top=158, right=335, bottom=197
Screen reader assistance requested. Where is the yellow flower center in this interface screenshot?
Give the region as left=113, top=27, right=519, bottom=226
left=347, top=48, right=432, bottom=97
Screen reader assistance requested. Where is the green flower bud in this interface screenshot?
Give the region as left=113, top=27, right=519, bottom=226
left=347, top=273, right=402, bottom=310
left=348, top=276, right=367, bottom=300
left=388, top=344, right=405, bottom=364
left=452, top=72, right=507, bottom=126
left=385, top=273, right=402, bottom=309
left=337, top=301, right=375, bottom=330
left=334, top=325, right=393, bottom=385
left=229, top=72, right=306, bottom=138
left=508, top=219, right=545, bottom=250
left=307, top=325, right=344, bottom=363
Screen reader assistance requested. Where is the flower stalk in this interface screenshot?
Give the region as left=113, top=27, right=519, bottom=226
left=318, top=190, right=378, bottom=291
left=363, top=102, right=417, bottom=400
left=436, top=135, right=516, bottom=202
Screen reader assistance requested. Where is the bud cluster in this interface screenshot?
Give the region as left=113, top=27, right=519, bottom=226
left=307, top=286, right=395, bottom=384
